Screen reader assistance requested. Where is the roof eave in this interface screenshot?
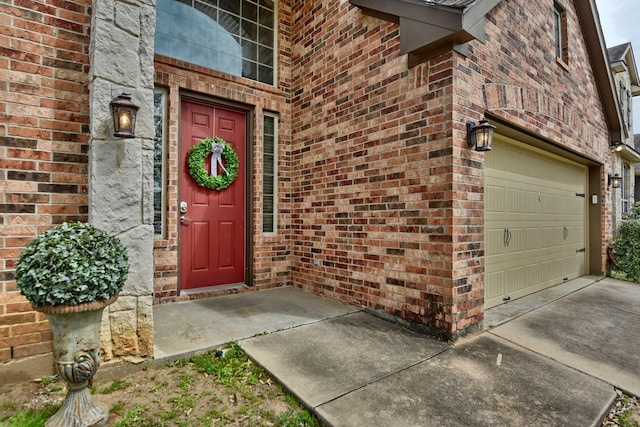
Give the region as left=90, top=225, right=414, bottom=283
left=614, top=144, right=640, bottom=163
left=575, top=0, right=625, bottom=145
left=625, top=45, right=640, bottom=87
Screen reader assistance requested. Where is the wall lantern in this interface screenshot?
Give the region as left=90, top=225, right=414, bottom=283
left=466, top=119, right=496, bottom=151
left=110, top=93, right=139, bottom=138
left=608, top=173, right=622, bottom=189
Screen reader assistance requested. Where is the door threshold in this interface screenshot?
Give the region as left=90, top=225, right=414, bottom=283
left=180, top=283, right=247, bottom=296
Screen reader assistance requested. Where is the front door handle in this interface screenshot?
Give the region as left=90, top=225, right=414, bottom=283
left=180, top=216, right=191, bottom=224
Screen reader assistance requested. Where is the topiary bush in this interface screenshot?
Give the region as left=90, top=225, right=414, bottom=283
left=612, top=203, right=640, bottom=282
left=15, top=222, right=129, bottom=307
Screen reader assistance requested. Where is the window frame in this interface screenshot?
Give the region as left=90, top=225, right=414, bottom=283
left=554, top=1, right=568, bottom=65
left=153, top=88, right=168, bottom=238
left=622, top=162, right=630, bottom=215
left=619, top=82, right=626, bottom=128
left=627, top=88, right=632, bottom=130
left=154, top=0, right=278, bottom=85
left=262, top=112, right=278, bottom=235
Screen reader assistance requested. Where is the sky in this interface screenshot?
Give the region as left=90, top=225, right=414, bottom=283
left=594, top=0, right=640, bottom=135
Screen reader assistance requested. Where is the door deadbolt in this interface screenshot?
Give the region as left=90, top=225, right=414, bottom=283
left=180, top=201, right=188, bottom=213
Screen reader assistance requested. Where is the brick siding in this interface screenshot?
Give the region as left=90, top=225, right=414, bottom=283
left=288, top=0, right=612, bottom=339
left=0, top=0, right=90, bottom=362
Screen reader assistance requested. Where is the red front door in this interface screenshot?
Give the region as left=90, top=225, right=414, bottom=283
left=179, top=99, right=246, bottom=290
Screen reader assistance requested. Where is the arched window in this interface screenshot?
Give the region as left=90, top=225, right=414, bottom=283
left=155, top=0, right=276, bottom=85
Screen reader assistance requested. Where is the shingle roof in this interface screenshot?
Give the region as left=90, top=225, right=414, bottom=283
left=608, top=43, right=631, bottom=63
left=422, top=0, right=478, bottom=8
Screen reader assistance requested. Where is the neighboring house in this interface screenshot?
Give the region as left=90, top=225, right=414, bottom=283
left=607, top=43, right=640, bottom=228
left=0, top=0, right=628, bottom=380
left=636, top=134, right=640, bottom=202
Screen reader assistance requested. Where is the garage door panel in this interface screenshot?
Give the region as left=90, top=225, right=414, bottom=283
left=488, top=247, right=568, bottom=269
left=486, top=228, right=505, bottom=256
left=566, top=225, right=582, bottom=244
left=523, top=228, right=539, bottom=250
left=541, top=227, right=566, bottom=248
left=540, top=258, right=563, bottom=282
left=506, top=189, right=540, bottom=213
left=486, top=270, right=506, bottom=301
left=485, top=185, right=505, bottom=212
left=485, top=136, right=587, bottom=309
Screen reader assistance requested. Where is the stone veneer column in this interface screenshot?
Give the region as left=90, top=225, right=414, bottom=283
left=87, top=0, right=156, bottom=360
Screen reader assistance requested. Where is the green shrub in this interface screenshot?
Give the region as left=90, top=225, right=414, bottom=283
left=15, top=222, right=129, bottom=306
left=612, top=215, right=640, bottom=283
left=627, top=202, right=640, bottom=220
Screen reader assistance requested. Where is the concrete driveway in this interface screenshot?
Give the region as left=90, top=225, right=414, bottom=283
left=240, top=277, right=640, bottom=426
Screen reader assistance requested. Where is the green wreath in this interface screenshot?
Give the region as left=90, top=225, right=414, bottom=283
left=187, top=137, right=239, bottom=190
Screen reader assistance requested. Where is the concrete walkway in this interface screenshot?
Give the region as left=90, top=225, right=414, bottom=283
left=153, top=277, right=640, bottom=426
left=153, top=286, right=359, bottom=359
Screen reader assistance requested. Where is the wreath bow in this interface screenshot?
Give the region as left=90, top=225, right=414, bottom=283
left=210, top=140, right=229, bottom=178
left=187, top=137, right=239, bottom=190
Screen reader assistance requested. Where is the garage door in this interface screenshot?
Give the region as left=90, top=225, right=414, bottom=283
left=484, top=135, right=587, bottom=308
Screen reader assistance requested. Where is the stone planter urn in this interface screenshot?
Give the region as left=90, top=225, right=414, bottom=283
left=14, top=222, right=129, bottom=427
left=36, top=297, right=118, bottom=427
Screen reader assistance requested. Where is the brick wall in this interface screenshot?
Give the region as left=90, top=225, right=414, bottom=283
left=288, top=0, right=613, bottom=339
left=0, top=0, right=91, bottom=363
left=289, top=1, right=462, bottom=339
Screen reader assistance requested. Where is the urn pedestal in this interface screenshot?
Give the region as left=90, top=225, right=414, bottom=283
left=37, top=296, right=116, bottom=427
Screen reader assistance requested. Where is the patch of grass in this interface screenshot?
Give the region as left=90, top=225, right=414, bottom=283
left=3, top=404, right=59, bottom=427
left=39, top=376, right=57, bottom=386
left=110, top=400, right=126, bottom=415
left=204, top=407, right=230, bottom=421
left=114, top=405, right=154, bottom=427
left=187, top=342, right=263, bottom=388
left=618, top=410, right=640, bottom=427
left=168, top=394, right=196, bottom=412
left=284, top=391, right=299, bottom=407
left=276, top=408, right=318, bottom=427
left=149, top=380, right=169, bottom=393
left=236, top=404, right=252, bottom=416
left=48, top=385, right=64, bottom=393
left=609, top=270, right=630, bottom=281
left=1, top=401, right=19, bottom=412
left=99, top=379, right=131, bottom=394
left=195, top=415, right=214, bottom=427
left=176, top=372, right=194, bottom=391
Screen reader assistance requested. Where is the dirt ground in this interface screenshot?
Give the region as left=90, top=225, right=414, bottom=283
left=0, top=344, right=317, bottom=426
